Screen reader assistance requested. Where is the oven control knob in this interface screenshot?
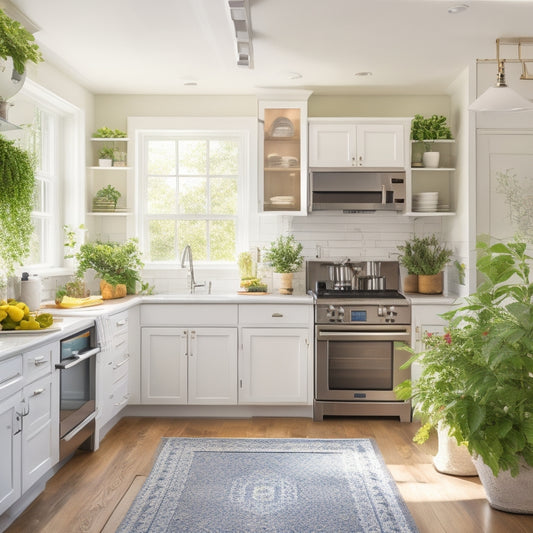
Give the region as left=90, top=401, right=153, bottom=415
left=337, top=306, right=345, bottom=321
left=327, top=304, right=336, bottom=320
left=377, top=305, right=384, bottom=317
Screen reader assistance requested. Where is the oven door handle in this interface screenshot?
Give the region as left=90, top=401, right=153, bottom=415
left=55, top=346, right=101, bottom=370
left=317, top=330, right=410, bottom=341
left=62, top=411, right=97, bottom=442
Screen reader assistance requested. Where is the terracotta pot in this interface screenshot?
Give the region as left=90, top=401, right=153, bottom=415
left=403, top=274, right=418, bottom=293
left=433, top=423, right=477, bottom=476
left=100, top=279, right=127, bottom=299
left=473, top=455, right=533, bottom=514
left=279, top=272, right=294, bottom=295
left=418, top=272, right=443, bottom=294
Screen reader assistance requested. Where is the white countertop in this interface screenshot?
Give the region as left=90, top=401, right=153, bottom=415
left=0, top=316, right=95, bottom=361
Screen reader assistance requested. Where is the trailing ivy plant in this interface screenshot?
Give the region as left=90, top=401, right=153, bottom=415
left=0, top=8, right=43, bottom=74
left=0, top=134, right=35, bottom=281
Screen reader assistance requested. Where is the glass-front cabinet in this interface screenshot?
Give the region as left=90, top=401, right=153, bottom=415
left=258, top=92, right=311, bottom=215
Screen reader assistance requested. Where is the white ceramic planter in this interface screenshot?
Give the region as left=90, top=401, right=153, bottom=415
left=98, top=158, right=113, bottom=167
left=422, top=151, right=440, bottom=168
left=473, top=455, right=533, bottom=514
left=433, top=424, right=477, bottom=476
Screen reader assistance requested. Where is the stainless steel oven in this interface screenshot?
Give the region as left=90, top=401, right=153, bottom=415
left=56, top=327, right=100, bottom=460
left=307, top=260, right=412, bottom=422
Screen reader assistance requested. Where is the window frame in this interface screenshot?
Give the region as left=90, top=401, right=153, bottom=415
left=129, top=116, right=257, bottom=269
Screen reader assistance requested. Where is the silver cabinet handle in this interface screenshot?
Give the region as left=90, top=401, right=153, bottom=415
left=272, top=313, right=283, bottom=318
left=114, top=338, right=126, bottom=348
left=115, top=319, right=127, bottom=326
left=113, top=356, right=129, bottom=369
left=34, top=356, right=48, bottom=366
left=32, top=388, right=44, bottom=396
left=114, top=394, right=130, bottom=407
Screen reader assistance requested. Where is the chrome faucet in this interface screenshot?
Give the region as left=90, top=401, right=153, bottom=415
left=180, top=244, right=206, bottom=293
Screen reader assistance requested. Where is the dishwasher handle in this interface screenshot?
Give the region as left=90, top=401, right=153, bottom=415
left=55, top=346, right=101, bottom=370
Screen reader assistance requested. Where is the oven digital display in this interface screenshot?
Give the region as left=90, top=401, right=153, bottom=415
left=351, top=310, right=367, bottom=322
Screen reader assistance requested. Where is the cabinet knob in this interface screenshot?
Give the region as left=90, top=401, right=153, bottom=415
left=272, top=313, right=283, bottom=317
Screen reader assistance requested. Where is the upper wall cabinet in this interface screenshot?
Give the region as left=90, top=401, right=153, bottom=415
left=258, top=91, right=312, bottom=216
left=308, top=118, right=411, bottom=169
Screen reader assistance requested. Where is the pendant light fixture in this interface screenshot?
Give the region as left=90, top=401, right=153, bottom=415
left=469, top=38, right=533, bottom=112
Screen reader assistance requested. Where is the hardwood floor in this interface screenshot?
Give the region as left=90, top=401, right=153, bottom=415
left=6, top=416, right=533, bottom=533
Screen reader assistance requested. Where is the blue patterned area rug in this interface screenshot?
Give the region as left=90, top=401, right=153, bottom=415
left=117, top=438, right=419, bottom=533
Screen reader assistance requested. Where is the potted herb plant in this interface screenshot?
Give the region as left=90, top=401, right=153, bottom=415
left=0, top=135, right=35, bottom=296
left=397, top=234, right=453, bottom=294
left=92, top=184, right=121, bottom=212
left=76, top=238, right=144, bottom=299
left=263, top=235, right=303, bottom=295
left=411, top=114, right=452, bottom=168
left=98, top=146, right=115, bottom=167
left=0, top=8, right=43, bottom=106
left=396, top=238, right=533, bottom=513
left=92, top=126, right=127, bottom=138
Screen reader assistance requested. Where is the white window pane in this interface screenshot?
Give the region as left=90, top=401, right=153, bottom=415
left=148, top=140, right=176, bottom=175
left=148, top=219, right=176, bottom=261
left=210, top=177, right=237, bottom=215
left=179, top=177, right=206, bottom=214
left=179, top=140, right=206, bottom=175
left=147, top=176, right=177, bottom=213
left=178, top=220, right=206, bottom=261
left=210, top=140, right=238, bottom=175
left=210, top=220, right=236, bottom=261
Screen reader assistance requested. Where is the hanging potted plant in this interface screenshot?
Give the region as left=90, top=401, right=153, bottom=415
left=0, top=135, right=35, bottom=296
left=397, top=235, right=453, bottom=294
left=397, top=238, right=533, bottom=513
left=0, top=8, right=43, bottom=112
left=263, top=234, right=303, bottom=295
left=411, top=114, right=452, bottom=168
left=75, top=238, right=144, bottom=299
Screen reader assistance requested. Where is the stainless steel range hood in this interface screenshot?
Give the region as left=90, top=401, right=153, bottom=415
left=309, top=169, right=406, bottom=213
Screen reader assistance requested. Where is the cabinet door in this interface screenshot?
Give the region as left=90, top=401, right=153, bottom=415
left=141, top=328, right=188, bottom=404
left=22, top=373, right=58, bottom=492
left=239, top=328, right=310, bottom=404
left=259, top=98, right=309, bottom=215
left=188, top=328, right=238, bottom=404
left=308, top=123, right=356, bottom=167
left=0, top=392, right=22, bottom=515
left=357, top=124, right=404, bottom=167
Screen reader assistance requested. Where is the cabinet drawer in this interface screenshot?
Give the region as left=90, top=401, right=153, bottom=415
left=112, top=331, right=128, bottom=355
left=239, top=304, right=312, bottom=326
left=141, top=304, right=238, bottom=326
left=111, top=352, right=129, bottom=384
left=23, top=343, right=58, bottom=384
left=109, top=310, right=129, bottom=336
left=0, top=355, right=23, bottom=401
left=108, top=374, right=129, bottom=420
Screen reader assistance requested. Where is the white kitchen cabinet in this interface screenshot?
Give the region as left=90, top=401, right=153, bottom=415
left=408, top=139, right=456, bottom=216
left=0, top=390, right=22, bottom=515
left=0, top=340, right=59, bottom=516
left=99, top=310, right=130, bottom=427
left=239, top=328, right=310, bottom=404
left=141, top=327, right=237, bottom=405
left=258, top=92, right=311, bottom=215
left=238, top=303, right=313, bottom=405
left=308, top=119, right=408, bottom=168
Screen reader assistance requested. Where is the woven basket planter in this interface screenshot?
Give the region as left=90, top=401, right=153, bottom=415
left=418, top=272, right=443, bottom=294
left=433, top=424, right=477, bottom=476
left=473, top=455, right=533, bottom=514
left=100, top=280, right=127, bottom=300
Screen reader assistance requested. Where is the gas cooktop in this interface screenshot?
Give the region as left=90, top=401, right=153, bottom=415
left=314, top=289, right=406, bottom=299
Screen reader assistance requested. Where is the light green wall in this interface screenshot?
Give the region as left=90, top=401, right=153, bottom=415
left=94, top=93, right=452, bottom=131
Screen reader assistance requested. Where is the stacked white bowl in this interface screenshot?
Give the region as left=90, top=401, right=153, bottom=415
left=413, top=192, right=438, bottom=212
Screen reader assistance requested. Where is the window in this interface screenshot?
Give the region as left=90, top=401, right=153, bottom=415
left=135, top=117, right=255, bottom=267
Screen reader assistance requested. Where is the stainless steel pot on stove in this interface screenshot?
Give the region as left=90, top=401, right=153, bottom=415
left=328, top=263, right=361, bottom=290
left=358, top=275, right=386, bottom=291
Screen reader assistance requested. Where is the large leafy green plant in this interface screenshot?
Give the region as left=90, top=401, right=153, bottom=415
left=0, top=135, right=35, bottom=282
left=0, top=8, right=43, bottom=74
left=397, top=234, right=453, bottom=275
left=264, top=235, right=303, bottom=273
left=396, top=238, right=533, bottom=477
left=411, top=114, right=452, bottom=151
left=76, top=239, right=144, bottom=294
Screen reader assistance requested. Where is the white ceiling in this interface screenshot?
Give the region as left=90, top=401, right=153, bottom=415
left=8, top=0, right=533, bottom=96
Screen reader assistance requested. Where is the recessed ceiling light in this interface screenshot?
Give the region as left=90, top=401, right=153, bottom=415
left=354, top=72, right=372, bottom=77
left=288, top=72, right=302, bottom=80
left=448, top=3, right=469, bottom=14
left=182, top=79, right=198, bottom=86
